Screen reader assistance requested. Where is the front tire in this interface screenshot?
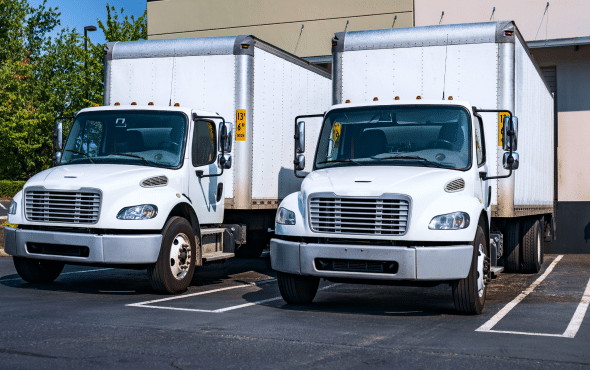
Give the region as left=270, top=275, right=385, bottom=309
left=277, top=272, right=320, bottom=304
left=452, top=225, right=488, bottom=315
left=148, top=217, right=197, bottom=294
left=13, top=257, right=64, bottom=283
left=522, top=218, right=543, bottom=273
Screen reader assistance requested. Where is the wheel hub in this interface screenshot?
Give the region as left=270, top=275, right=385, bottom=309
left=169, top=233, right=191, bottom=280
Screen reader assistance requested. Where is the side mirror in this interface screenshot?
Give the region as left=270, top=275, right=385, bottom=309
left=502, top=116, right=518, bottom=151
left=295, top=154, right=305, bottom=171
left=503, top=152, right=519, bottom=170
left=53, top=151, right=62, bottom=166
left=219, top=123, right=233, bottom=153
left=295, top=121, right=305, bottom=154
left=219, top=153, right=232, bottom=169
left=54, top=121, right=63, bottom=151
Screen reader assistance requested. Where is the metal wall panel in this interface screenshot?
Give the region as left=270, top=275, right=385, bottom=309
left=251, top=47, right=331, bottom=201
left=513, top=37, right=554, bottom=206
left=109, top=55, right=237, bottom=198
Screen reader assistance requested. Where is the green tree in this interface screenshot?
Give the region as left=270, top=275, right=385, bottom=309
left=0, top=1, right=147, bottom=180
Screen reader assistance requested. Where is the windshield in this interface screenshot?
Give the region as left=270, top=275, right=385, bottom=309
left=60, top=110, right=188, bottom=169
left=315, top=105, right=471, bottom=170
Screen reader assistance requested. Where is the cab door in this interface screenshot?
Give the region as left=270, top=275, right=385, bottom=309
left=188, top=118, right=224, bottom=224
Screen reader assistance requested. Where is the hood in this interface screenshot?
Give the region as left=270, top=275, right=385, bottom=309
left=301, top=166, right=469, bottom=199
left=26, top=164, right=176, bottom=191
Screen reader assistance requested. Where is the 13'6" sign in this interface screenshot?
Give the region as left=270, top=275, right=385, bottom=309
left=236, top=109, right=246, bottom=141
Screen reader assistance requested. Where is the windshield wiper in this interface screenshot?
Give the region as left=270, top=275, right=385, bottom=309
left=317, top=159, right=361, bottom=166
left=372, top=155, right=447, bottom=168
left=111, top=152, right=154, bottom=166
left=64, top=149, right=95, bottom=164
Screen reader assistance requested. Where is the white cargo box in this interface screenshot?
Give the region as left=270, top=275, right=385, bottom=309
left=331, top=21, right=554, bottom=218
left=104, top=36, right=331, bottom=210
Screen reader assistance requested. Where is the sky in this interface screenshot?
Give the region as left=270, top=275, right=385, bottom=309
left=29, top=0, right=147, bottom=44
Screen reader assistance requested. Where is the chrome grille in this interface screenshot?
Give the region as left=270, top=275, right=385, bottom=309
left=25, top=189, right=101, bottom=224
left=309, top=195, right=410, bottom=235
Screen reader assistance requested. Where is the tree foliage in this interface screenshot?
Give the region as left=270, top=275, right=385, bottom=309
left=0, top=0, right=146, bottom=180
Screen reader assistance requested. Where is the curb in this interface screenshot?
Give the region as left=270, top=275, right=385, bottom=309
left=0, top=216, right=7, bottom=257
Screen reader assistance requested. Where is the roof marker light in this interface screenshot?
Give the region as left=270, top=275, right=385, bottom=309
left=174, top=103, right=180, bottom=107
left=448, top=96, right=453, bottom=100
left=148, top=102, right=154, bottom=105
left=345, top=100, right=351, bottom=103
left=114, top=102, right=120, bottom=106
left=416, top=96, right=422, bottom=100
left=131, top=102, right=137, bottom=105
left=373, top=97, right=379, bottom=101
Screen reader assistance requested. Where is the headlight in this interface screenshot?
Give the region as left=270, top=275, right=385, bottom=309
left=276, top=207, right=296, bottom=225
left=117, top=204, right=158, bottom=220
left=429, top=212, right=470, bottom=230
left=8, top=200, right=17, bottom=215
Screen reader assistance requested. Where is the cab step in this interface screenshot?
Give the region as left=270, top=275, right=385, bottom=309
left=203, top=252, right=235, bottom=263
left=490, top=266, right=504, bottom=279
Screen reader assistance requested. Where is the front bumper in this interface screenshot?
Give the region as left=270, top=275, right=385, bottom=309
left=270, top=238, right=473, bottom=281
left=3, top=226, right=162, bottom=264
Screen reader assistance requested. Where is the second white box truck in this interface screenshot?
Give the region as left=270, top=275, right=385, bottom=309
left=4, top=35, right=330, bottom=293
left=271, top=21, right=554, bottom=314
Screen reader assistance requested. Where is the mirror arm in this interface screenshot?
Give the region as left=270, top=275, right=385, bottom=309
left=193, top=114, right=226, bottom=178
left=293, top=114, right=323, bottom=179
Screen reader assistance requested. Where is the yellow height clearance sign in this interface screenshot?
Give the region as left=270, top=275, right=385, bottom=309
left=236, top=109, right=246, bottom=141
left=498, top=111, right=510, bottom=146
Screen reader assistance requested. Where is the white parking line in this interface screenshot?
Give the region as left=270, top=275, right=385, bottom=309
left=476, top=255, right=590, bottom=338
left=0, top=203, right=6, bottom=210
left=0, top=268, right=113, bottom=282
left=127, top=280, right=339, bottom=313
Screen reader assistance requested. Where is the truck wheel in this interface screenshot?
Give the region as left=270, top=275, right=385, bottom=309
left=277, top=271, right=320, bottom=304
left=522, top=218, right=542, bottom=273
left=148, top=217, right=196, bottom=294
left=504, top=219, right=521, bottom=272
left=452, top=225, right=487, bottom=315
left=13, top=257, right=64, bottom=283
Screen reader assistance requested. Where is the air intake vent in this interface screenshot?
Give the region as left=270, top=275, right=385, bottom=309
left=140, top=175, right=168, bottom=187
left=445, top=178, right=465, bottom=193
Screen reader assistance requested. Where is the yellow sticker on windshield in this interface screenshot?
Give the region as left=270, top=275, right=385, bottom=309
left=236, top=109, right=246, bottom=141
left=332, top=123, right=341, bottom=148
left=498, top=112, right=510, bottom=146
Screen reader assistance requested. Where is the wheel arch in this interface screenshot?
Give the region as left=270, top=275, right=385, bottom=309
left=166, top=202, right=201, bottom=239
left=478, top=211, right=490, bottom=246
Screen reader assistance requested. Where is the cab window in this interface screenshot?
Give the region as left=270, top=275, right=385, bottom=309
left=192, top=120, right=216, bottom=167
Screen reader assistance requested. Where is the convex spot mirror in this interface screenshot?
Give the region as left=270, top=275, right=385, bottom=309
left=502, top=116, right=518, bottom=151
left=295, top=154, right=305, bottom=171
left=218, top=153, right=232, bottom=169
left=503, top=152, right=519, bottom=170
left=219, top=122, right=233, bottom=153
left=295, top=121, right=305, bottom=153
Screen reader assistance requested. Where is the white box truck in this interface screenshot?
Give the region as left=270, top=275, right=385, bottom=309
left=271, top=21, right=555, bottom=314
left=3, top=35, right=330, bottom=293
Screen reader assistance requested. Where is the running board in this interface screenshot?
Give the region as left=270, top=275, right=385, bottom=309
left=203, top=252, right=235, bottom=262
left=491, top=266, right=504, bottom=278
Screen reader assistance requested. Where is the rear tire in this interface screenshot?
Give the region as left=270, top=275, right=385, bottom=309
left=148, top=217, right=197, bottom=294
left=504, top=219, right=521, bottom=272
left=13, top=257, right=64, bottom=283
left=237, top=229, right=267, bottom=259
left=452, top=225, right=488, bottom=315
left=277, top=271, right=320, bottom=304
left=522, top=218, right=542, bottom=273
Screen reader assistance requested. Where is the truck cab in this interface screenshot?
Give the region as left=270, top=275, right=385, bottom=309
left=4, top=105, right=234, bottom=293
left=271, top=99, right=519, bottom=314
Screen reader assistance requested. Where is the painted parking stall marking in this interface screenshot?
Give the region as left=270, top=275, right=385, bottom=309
left=127, top=279, right=339, bottom=313
left=0, top=268, right=114, bottom=282
left=477, top=255, right=590, bottom=338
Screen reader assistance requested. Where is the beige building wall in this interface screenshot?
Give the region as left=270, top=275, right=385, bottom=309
left=414, top=0, right=590, bottom=40
left=147, top=0, right=413, bottom=57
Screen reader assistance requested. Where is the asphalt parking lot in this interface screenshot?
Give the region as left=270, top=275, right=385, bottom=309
left=1, top=254, right=589, bottom=369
